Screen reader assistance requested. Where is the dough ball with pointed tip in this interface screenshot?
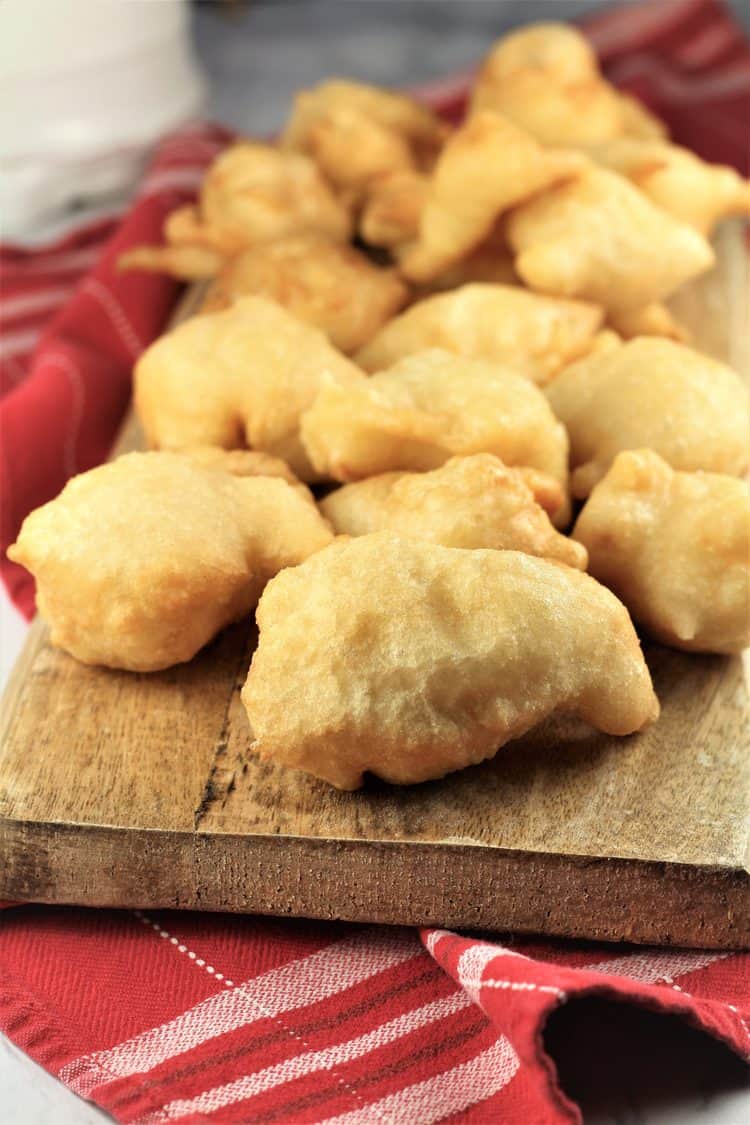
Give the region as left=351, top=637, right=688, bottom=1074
left=8, top=452, right=333, bottom=672
left=470, top=23, right=666, bottom=147
left=356, top=283, right=604, bottom=385
left=320, top=454, right=583, bottom=566
left=607, top=302, right=687, bottom=343
left=573, top=450, right=750, bottom=654
left=180, top=445, right=315, bottom=503
left=507, top=167, right=714, bottom=313
left=282, top=79, right=447, bottom=205
left=397, top=110, right=584, bottom=283
left=199, top=234, right=409, bottom=354
left=302, top=348, right=571, bottom=522
left=135, top=296, right=365, bottom=482
left=587, top=138, right=750, bottom=236
left=545, top=337, right=750, bottom=498
left=359, top=169, right=428, bottom=249
left=119, top=143, right=351, bottom=280
left=242, top=533, right=658, bottom=789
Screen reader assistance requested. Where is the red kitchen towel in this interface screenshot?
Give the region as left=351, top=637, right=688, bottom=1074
left=1, top=1, right=749, bottom=1122
left=0, top=911, right=748, bottom=1123
left=0, top=124, right=233, bottom=619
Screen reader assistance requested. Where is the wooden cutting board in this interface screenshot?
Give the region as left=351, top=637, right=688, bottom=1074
left=1, top=223, right=748, bottom=949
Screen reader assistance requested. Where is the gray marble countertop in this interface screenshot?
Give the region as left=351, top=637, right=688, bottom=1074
left=2, top=1, right=749, bottom=1121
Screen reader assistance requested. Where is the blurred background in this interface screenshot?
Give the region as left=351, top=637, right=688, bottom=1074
left=194, top=0, right=642, bottom=131
left=193, top=0, right=750, bottom=131
left=2, top=0, right=749, bottom=238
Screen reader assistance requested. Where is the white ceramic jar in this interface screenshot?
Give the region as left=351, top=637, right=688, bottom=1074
left=0, top=0, right=206, bottom=237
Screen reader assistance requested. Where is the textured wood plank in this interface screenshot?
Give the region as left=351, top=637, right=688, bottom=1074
left=1, top=822, right=747, bottom=947
left=1, top=223, right=748, bottom=948
left=0, top=620, right=252, bottom=831
left=204, top=645, right=750, bottom=870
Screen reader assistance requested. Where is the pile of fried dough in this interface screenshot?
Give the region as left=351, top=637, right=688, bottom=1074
left=10, top=23, right=750, bottom=790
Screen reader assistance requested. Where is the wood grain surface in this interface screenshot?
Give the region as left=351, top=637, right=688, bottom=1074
left=1, top=223, right=748, bottom=948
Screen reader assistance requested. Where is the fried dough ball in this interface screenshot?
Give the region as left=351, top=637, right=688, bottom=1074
left=119, top=204, right=231, bottom=279
left=415, top=228, right=519, bottom=293
left=282, top=79, right=447, bottom=203
left=365, top=204, right=520, bottom=292
left=134, top=296, right=365, bottom=481
left=585, top=329, right=623, bottom=356
left=470, top=23, right=667, bottom=147
left=607, top=302, right=687, bottom=343
left=506, top=166, right=714, bottom=314
left=573, top=450, right=750, bottom=654
left=361, top=176, right=521, bottom=291
left=397, top=111, right=584, bottom=283
left=242, top=533, right=658, bottom=789
left=545, top=337, right=750, bottom=498
left=181, top=446, right=315, bottom=503
left=117, top=240, right=225, bottom=281
left=320, top=454, right=584, bottom=567
left=355, top=283, right=604, bottom=385
left=587, top=139, right=750, bottom=236
left=181, top=141, right=351, bottom=246
left=8, top=452, right=333, bottom=672
left=301, top=349, right=571, bottom=520
left=359, top=170, right=428, bottom=249
left=199, top=234, right=409, bottom=354
left=119, top=143, right=351, bottom=280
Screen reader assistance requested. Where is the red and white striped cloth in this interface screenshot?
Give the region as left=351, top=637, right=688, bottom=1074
left=1, top=911, right=748, bottom=1123
left=1, top=1, right=749, bottom=1121
left=0, top=124, right=233, bottom=618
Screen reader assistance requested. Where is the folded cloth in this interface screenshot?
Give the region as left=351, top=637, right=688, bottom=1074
left=1, top=1, right=748, bottom=1121
left=0, top=124, right=232, bottom=617
left=0, top=910, right=748, bottom=1124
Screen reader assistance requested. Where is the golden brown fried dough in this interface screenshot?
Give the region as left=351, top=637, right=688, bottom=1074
left=135, top=296, right=365, bottom=481
left=200, top=234, right=409, bottom=353
left=181, top=446, right=315, bottom=503
left=284, top=79, right=447, bottom=156
left=359, top=170, right=428, bottom=249
left=587, top=138, right=750, bottom=236
left=397, top=111, right=583, bottom=282
left=471, top=23, right=666, bottom=146
left=118, top=242, right=225, bottom=281
left=118, top=143, right=351, bottom=280
left=8, top=452, right=333, bottom=672
left=514, top=466, right=569, bottom=520
left=282, top=79, right=447, bottom=202
left=242, top=533, right=658, bottom=789
left=573, top=450, right=750, bottom=654
left=607, top=302, right=687, bottom=343
left=546, top=337, right=750, bottom=498
left=180, top=143, right=352, bottom=247
left=355, top=283, right=603, bottom=385
left=507, top=167, right=714, bottom=313
left=301, top=349, right=570, bottom=519
left=119, top=206, right=229, bottom=277
left=320, top=454, right=584, bottom=566
left=416, top=228, right=519, bottom=293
